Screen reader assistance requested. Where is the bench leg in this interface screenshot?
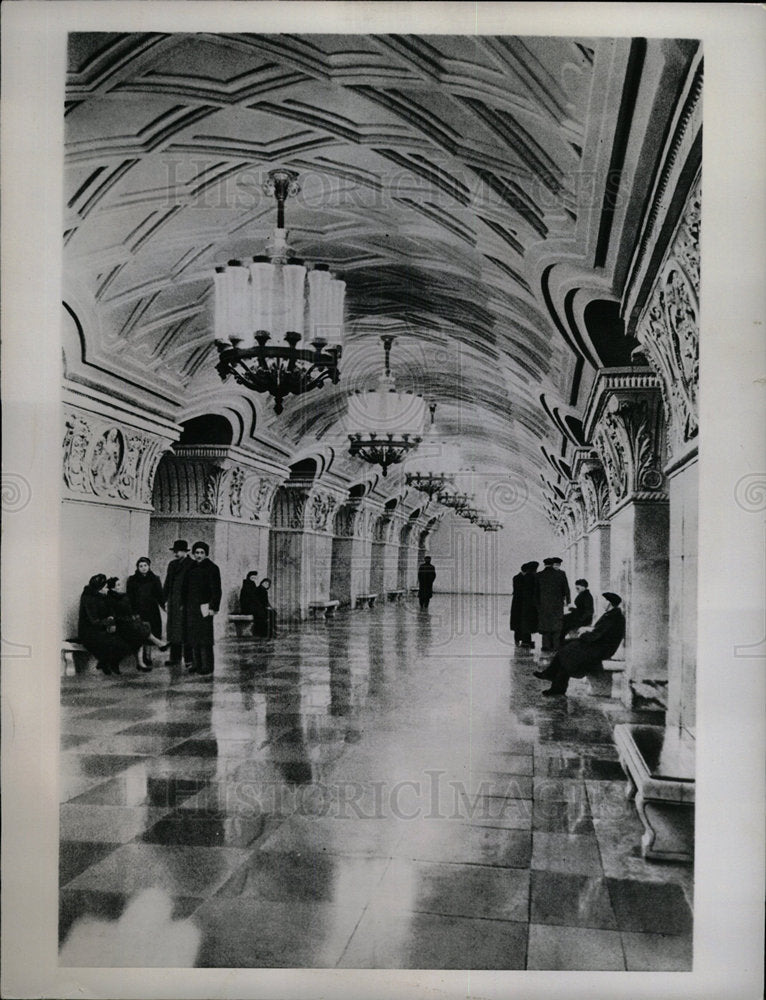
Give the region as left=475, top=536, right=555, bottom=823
left=62, top=651, right=76, bottom=677
left=325, top=606, right=336, bottom=618
left=635, top=793, right=694, bottom=862
left=367, top=597, right=376, bottom=608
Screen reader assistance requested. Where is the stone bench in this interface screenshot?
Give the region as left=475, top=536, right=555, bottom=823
left=62, top=641, right=90, bottom=676
left=308, top=600, right=340, bottom=619
left=387, top=590, right=405, bottom=603
left=355, top=593, right=378, bottom=609
left=228, top=614, right=254, bottom=637
left=614, top=723, right=695, bottom=863
left=567, top=655, right=625, bottom=699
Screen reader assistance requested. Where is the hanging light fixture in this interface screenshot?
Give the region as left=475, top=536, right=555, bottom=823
left=437, top=487, right=472, bottom=512
left=213, top=168, right=344, bottom=415
left=404, top=403, right=456, bottom=498
left=347, top=335, right=426, bottom=477
left=477, top=517, right=503, bottom=532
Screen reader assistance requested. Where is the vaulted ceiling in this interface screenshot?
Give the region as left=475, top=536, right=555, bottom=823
left=63, top=32, right=699, bottom=500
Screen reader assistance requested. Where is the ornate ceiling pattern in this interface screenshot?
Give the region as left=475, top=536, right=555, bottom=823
left=63, top=32, right=698, bottom=498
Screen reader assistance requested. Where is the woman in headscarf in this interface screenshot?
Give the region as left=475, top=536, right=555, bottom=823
left=239, top=571, right=260, bottom=620
left=78, top=574, right=135, bottom=676
left=127, top=557, right=166, bottom=669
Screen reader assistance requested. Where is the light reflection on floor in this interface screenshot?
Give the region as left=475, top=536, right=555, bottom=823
left=59, top=594, right=693, bottom=970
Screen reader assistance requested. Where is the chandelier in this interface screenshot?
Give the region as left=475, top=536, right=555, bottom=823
left=213, top=169, right=344, bottom=415
left=437, top=487, right=472, bottom=512
left=348, top=335, right=426, bottom=476
left=477, top=517, right=503, bottom=532
left=404, top=404, right=457, bottom=498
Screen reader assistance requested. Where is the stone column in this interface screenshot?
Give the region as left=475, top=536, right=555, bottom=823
left=587, top=370, right=669, bottom=697
left=635, top=176, right=700, bottom=730
left=573, top=450, right=612, bottom=596
left=61, top=391, right=176, bottom=638
left=150, top=445, right=282, bottom=635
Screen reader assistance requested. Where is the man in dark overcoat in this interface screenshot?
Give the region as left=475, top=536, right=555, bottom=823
left=163, top=540, right=193, bottom=667
left=534, top=592, right=625, bottom=696
left=417, top=556, right=436, bottom=609
left=560, top=578, right=594, bottom=644
left=182, top=540, right=222, bottom=676
left=510, top=561, right=538, bottom=647
left=535, top=557, right=571, bottom=652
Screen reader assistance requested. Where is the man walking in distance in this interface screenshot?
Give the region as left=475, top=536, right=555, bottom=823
left=182, top=541, right=222, bottom=676
left=163, top=540, right=193, bottom=668
left=417, top=555, right=436, bottom=610
left=535, top=557, right=571, bottom=654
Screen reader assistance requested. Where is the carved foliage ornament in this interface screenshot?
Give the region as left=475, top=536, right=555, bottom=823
left=637, top=180, right=700, bottom=456
left=593, top=392, right=666, bottom=508
left=309, top=491, right=338, bottom=533
left=63, top=413, right=167, bottom=505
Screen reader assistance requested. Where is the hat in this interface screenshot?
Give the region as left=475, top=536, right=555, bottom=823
left=526, top=560, right=539, bottom=570
left=543, top=558, right=554, bottom=566
left=192, top=540, right=209, bottom=555
left=88, top=573, right=107, bottom=590
left=170, top=540, right=189, bottom=552
left=549, top=557, right=563, bottom=565
left=602, top=592, right=622, bottom=606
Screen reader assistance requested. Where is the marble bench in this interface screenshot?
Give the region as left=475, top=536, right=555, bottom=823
left=614, top=723, right=695, bottom=863
left=355, top=593, right=378, bottom=609
left=309, top=600, right=340, bottom=619
left=387, top=590, right=405, bottom=603
left=61, top=641, right=90, bottom=676
left=228, top=614, right=254, bottom=637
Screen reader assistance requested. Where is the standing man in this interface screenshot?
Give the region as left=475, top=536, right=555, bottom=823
left=417, top=555, right=436, bottom=610
left=182, top=541, right=222, bottom=676
left=535, top=557, right=571, bottom=653
left=163, top=540, right=193, bottom=669
left=510, top=561, right=539, bottom=648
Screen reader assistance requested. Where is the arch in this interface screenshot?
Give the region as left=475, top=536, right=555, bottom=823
left=178, top=414, right=234, bottom=447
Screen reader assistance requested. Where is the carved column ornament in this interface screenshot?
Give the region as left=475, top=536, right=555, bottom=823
left=636, top=177, right=700, bottom=460
left=63, top=410, right=170, bottom=509
left=584, top=370, right=667, bottom=515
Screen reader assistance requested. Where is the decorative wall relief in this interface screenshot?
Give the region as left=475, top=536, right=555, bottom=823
left=245, top=476, right=277, bottom=523
left=592, top=385, right=667, bottom=511
left=63, top=411, right=169, bottom=507
left=309, top=492, right=338, bottom=533
left=637, top=178, right=700, bottom=458
left=227, top=466, right=245, bottom=518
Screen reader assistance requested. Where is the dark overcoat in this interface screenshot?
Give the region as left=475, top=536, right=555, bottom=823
left=239, top=579, right=259, bottom=616
left=77, top=586, right=134, bottom=662
left=251, top=584, right=276, bottom=637
left=564, top=589, right=594, bottom=631
left=163, top=555, right=192, bottom=644
left=510, top=570, right=538, bottom=633
left=126, top=570, right=165, bottom=637
left=182, top=557, right=222, bottom=646
left=535, top=566, right=571, bottom=632
left=418, top=562, right=436, bottom=599
left=556, top=606, right=625, bottom=677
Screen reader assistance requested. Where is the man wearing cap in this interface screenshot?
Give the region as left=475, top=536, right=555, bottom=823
left=163, top=540, right=193, bottom=668
left=510, top=561, right=538, bottom=648
left=560, top=578, right=594, bottom=644
left=182, top=541, right=222, bottom=676
left=535, top=557, right=571, bottom=653
left=534, top=592, right=625, bottom=696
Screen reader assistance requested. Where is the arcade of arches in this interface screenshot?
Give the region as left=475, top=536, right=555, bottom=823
left=59, top=32, right=700, bottom=969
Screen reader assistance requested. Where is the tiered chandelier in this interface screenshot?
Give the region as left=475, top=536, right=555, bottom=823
left=437, top=487, right=472, bottom=513
left=477, top=517, right=503, bottom=532
left=213, top=169, right=344, bottom=415
left=404, top=404, right=456, bottom=498
left=347, top=335, right=426, bottom=476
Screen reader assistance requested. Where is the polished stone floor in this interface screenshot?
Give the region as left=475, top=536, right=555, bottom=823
left=59, top=595, right=693, bottom=969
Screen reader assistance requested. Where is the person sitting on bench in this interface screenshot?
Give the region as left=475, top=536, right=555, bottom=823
left=534, top=591, right=625, bottom=697
left=560, top=578, right=594, bottom=644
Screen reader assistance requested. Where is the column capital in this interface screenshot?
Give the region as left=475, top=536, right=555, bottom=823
left=585, top=369, right=668, bottom=514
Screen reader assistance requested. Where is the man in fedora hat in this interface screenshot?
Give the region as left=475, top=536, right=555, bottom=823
left=163, top=540, right=193, bottom=668
left=534, top=592, right=625, bottom=696
left=534, top=557, right=570, bottom=653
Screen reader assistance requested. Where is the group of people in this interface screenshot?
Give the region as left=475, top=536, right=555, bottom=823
left=510, top=557, right=626, bottom=697
left=78, top=539, right=222, bottom=678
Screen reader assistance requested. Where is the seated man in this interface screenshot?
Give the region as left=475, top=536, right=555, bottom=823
left=534, top=592, right=625, bottom=697
left=560, top=578, right=594, bottom=643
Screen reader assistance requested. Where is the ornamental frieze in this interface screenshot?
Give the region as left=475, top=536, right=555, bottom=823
left=309, top=491, right=338, bottom=533
left=63, top=412, right=169, bottom=507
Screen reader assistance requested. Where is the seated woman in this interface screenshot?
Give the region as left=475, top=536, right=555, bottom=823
left=126, top=558, right=166, bottom=670
left=78, top=574, right=135, bottom=676
left=241, top=575, right=277, bottom=638
left=106, top=576, right=167, bottom=672
left=534, top=592, right=625, bottom=696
